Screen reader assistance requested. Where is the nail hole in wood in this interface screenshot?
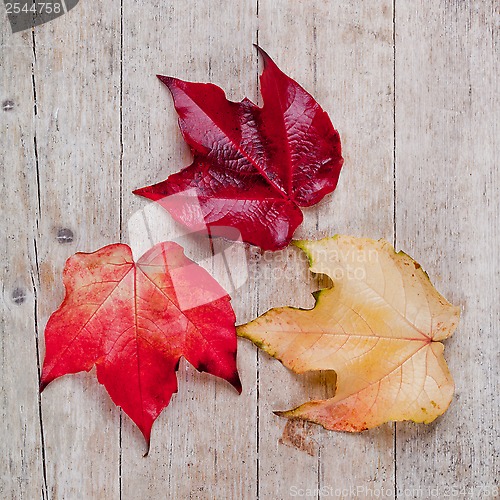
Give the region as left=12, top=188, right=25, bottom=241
left=56, top=228, right=74, bottom=244
left=12, top=288, right=26, bottom=305
left=2, top=100, right=15, bottom=111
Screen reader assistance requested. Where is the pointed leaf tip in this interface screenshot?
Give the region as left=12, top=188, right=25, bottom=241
left=157, top=75, right=176, bottom=89
left=232, top=373, right=243, bottom=394
left=255, top=45, right=274, bottom=68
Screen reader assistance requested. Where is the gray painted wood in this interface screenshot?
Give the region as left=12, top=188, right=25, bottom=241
left=0, top=0, right=498, bottom=498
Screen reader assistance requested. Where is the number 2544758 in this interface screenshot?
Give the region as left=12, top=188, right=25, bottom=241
left=5, top=2, right=63, bottom=14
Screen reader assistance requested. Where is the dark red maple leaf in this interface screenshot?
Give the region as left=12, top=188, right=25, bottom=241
left=134, top=47, right=343, bottom=251
left=40, top=242, right=241, bottom=446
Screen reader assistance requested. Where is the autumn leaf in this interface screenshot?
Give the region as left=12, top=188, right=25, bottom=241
left=41, top=242, right=241, bottom=445
left=133, top=47, right=343, bottom=251
left=238, top=235, right=460, bottom=431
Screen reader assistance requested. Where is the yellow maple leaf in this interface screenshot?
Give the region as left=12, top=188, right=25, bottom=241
left=237, top=235, right=460, bottom=431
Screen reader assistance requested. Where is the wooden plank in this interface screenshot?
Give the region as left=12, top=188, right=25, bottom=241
left=395, top=0, right=499, bottom=496
left=257, top=1, right=396, bottom=498
left=120, top=1, right=257, bottom=498
left=2, top=0, right=498, bottom=497
left=0, top=28, right=45, bottom=500
left=31, top=3, right=122, bottom=497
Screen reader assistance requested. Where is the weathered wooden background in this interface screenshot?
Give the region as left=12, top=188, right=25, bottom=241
left=1, top=0, right=498, bottom=498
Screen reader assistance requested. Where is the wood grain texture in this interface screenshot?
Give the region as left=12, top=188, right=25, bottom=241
left=0, top=0, right=498, bottom=498
left=0, top=26, right=44, bottom=500
left=395, top=0, right=500, bottom=496
left=256, top=1, right=396, bottom=498
left=120, top=1, right=258, bottom=498
left=28, top=1, right=122, bottom=498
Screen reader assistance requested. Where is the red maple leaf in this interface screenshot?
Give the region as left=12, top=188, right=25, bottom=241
left=40, top=242, right=241, bottom=446
left=134, top=47, right=343, bottom=251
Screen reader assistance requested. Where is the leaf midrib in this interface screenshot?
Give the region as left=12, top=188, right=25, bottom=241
left=181, top=90, right=292, bottom=202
